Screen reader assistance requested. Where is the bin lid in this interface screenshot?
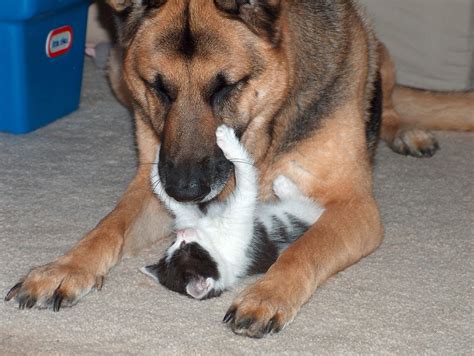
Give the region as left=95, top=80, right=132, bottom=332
left=0, top=0, right=90, bottom=21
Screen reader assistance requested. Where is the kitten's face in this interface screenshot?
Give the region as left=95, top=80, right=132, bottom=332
left=144, top=231, right=222, bottom=300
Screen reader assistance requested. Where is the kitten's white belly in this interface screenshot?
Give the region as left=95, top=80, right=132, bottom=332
left=196, top=216, right=254, bottom=290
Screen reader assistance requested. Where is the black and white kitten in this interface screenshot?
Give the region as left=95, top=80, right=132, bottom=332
left=141, top=125, right=324, bottom=300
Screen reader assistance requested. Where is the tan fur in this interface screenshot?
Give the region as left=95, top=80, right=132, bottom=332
left=229, top=20, right=384, bottom=334
left=393, top=87, right=474, bottom=132
left=378, top=44, right=440, bottom=157
left=108, top=47, right=133, bottom=109
left=6, top=0, right=469, bottom=337
left=378, top=42, right=472, bottom=156
left=5, top=114, right=171, bottom=309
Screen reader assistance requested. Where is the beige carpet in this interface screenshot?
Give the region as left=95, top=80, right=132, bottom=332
left=1, top=59, right=472, bottom=355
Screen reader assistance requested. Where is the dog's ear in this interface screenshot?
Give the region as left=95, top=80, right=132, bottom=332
left=106, top=0, right=166, bottom=13
left=107, top=0, right=167, bottom=46
left=106, top=0, right=133, bottom=12
left=214, top=0, right=282, bottom=45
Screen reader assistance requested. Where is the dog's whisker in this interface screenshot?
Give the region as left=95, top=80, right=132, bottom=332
left=228, top=158, right=255, bottom=166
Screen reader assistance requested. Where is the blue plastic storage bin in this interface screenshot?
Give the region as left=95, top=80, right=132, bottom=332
left=0, top=0, right=90, bottom=134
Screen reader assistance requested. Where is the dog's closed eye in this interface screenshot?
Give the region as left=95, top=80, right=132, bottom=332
left=208, top=73, right=249, bottom=107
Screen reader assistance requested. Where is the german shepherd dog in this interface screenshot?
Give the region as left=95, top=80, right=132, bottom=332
left=6, top=0, right=473, bottom=338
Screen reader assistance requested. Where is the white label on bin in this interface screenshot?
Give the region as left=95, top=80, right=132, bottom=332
left=46, top=26, right=74, bottom=58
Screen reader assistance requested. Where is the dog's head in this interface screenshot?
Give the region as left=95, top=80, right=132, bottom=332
left=108, top=0, right=290, bottom=202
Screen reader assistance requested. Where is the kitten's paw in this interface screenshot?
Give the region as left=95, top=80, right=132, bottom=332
left=273, top=175, right=301, bottom=200
left=388, top=129, right=439, bottom=158
left=216, top=125, right=253, bottom=169
left=216, top=125, right=240, bottom=158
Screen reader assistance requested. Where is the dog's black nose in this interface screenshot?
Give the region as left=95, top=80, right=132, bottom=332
left=160, top=158, right=211, bottom=202
left=165, top=172, right=211, bottom=202
left=158, top=145, right=233, bottom=203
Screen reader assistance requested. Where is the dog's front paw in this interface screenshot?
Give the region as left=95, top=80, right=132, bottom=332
left=223, top=279, right=300, bottom=338
left=389, top=129, right=439, bottom=158
left=5, top=262, right=104, bottom=311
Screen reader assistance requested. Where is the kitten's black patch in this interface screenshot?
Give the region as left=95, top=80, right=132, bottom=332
left=152, top=242, right=220, bottom=298
left=366, top=72, right=383, bottom=157
left=246, top=221, right=279, bottom=275
left=272, top=215, right=288, bottom=240
left=286, top=213, right=310, bottom=238
left=246, top=214, right=311, bottom=275
left=268, top=214, right=309, bottom=250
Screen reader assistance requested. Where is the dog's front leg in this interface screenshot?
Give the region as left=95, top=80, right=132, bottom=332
left=224, top=197, right=383, bottom=338
left=5, top=120, right=172, bottom=310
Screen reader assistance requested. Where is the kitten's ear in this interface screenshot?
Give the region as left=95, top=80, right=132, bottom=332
left=214, top=0, right=282, bottom=45
left=139, top=264, right=160, bottom=282
left=186, top=277, right=212, bottom=299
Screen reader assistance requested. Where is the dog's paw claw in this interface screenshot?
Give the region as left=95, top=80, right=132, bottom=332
left=223, top=306, right=237, bottom=324
left=389, top=129, right=439, bottom=158
left=95, top=276, right=105, bottom=291
left=51, top=291, right=65, bottom=312
left=18, top=295, right=36, bottom=310
left=5, top=282, right=23, bottom=302
left=5, top=263, right=101, bottom=311
left=224, top=280, right=297, bottom=338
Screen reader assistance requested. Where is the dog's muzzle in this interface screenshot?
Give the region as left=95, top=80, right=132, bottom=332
left=158, top=150, right=233, bottom=203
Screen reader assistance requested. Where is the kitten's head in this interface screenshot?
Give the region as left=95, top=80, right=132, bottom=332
left=142, top=230, right=222, bottom=300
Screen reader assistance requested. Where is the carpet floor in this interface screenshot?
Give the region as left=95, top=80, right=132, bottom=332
left=1, top=59, right=472, bottom=355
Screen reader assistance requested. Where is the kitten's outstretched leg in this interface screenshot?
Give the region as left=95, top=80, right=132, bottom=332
left=215, top=125, right=258, bottom=213
left=151, top=145, right=202, bottom=226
